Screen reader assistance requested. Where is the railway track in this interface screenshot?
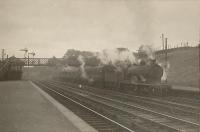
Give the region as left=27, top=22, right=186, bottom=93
left=161, top=96, right=200, bottom=107
left=50, top=80, right=200, bottom=116
left=35, top=81, right=135, bottom=132
left=53, top=81, right=200, bottom=114
left=34, top=80, right=199, bottom=132
left=52, top=80, right=200, bottom=107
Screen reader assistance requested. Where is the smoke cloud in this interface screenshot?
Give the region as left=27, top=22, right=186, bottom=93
left=67, top=45, right=170, bottom=84
left=139, top=45, right=156, bottom=60
left=97, top=48, right=136, bottom=71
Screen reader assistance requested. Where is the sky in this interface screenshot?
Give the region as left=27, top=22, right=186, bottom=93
left=0, top=0, right=200, bottom=58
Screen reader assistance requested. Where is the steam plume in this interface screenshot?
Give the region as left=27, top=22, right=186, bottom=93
left=77, top=55, right=93, bottom=82
left=138, top=45, right=156, bottom=60
left=161, top=61, right=170, bottom=82
left=158, top=60, right=170, bottom=83
left=78, top=55, right=88, bottom=79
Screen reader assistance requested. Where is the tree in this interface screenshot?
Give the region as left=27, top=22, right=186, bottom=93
left=63, top=49, right=81, bottom=59
left=85, top=56, right=100, bottom=67
left=63, top=49, right=100, bottom=67
left=48, top=56, right=60, bottom=66
left=117, top=47, right=129, bottom=53
left=63, top=49, right=81, bottom=67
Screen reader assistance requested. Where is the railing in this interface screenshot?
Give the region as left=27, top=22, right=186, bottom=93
left=156, top=46, right=197, bottom=55
left=17, top=58, right=50, bottom=66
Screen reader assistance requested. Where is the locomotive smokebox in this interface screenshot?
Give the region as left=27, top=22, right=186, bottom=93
left=127, top=59, right=163, bottom=84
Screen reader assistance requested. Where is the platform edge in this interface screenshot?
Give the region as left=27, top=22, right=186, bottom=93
left=29, top=81, right=98, bottom=132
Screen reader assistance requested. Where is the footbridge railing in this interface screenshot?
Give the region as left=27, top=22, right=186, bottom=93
left=17, top=58, right=50, bottom=66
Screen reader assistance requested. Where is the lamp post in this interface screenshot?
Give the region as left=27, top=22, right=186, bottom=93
left=28, top=52, right=36, bottom=66
left=19, top=48, right=28, bottom=66
left=32, top=52, right=35, bottom=58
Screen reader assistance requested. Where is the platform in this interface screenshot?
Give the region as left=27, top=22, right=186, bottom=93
left=172, top=85, right=199, bottom=92
left=0, top=81, right=97, bottom=132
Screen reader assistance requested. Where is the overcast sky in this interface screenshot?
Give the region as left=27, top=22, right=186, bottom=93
left=0, top=0, right=200, bottom=58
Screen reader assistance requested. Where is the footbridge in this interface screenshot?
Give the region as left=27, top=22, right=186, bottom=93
left=17, top=58, right=62, bottom=66
left=0, top=57, right=62, bottom=80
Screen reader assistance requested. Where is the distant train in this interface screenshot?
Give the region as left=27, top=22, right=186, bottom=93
left=59, top=59, right=171, bottom=96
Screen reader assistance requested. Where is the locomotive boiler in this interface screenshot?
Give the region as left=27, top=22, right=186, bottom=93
left=127, top=59, right=163, bottom=84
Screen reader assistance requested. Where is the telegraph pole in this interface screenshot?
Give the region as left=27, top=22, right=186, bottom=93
left=199, top=43, right=200, bottom=93
left=19, top=48, right=28, bottom=66
left=1, top=49, right=6, bottom=61
left=198, top=30, right=200, bottom=93
left=165, top=38, right=168, bottom=83
left=162, top=34, right=165, bottom=50
left=165, top=38, right=168, bottom=63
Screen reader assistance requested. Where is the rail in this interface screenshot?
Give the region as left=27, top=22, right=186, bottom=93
left=36, top=80, right=200, bottom=132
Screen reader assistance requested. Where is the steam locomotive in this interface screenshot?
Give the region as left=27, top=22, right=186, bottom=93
left=59, top=58, right=171, bottom=96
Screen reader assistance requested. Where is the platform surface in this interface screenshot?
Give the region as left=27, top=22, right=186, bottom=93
left=172, top=85, right=199, bottom=92
left=0, top=81, right=95, bottom=132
